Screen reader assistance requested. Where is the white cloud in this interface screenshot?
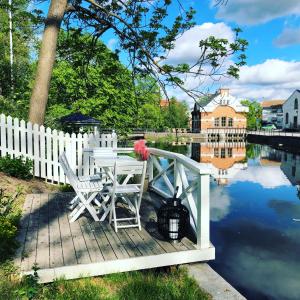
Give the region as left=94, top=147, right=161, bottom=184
left=227, top=59, right=300, bottom=100
left=231, top=166, right=291, bottom=188
left=274, top=27, right=300, bottom=47
left=213, top=0, right=300, bottom=25
left=210, top=186, right=232, bottom=221
left=165, top=22, right=235, bottom=64
left=107, top=38, right=117, bottom=50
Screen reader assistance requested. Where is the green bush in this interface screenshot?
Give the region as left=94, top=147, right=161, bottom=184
left=0, top=189, right=21, bottom=261
left=0, top=155, right=33, bottom=179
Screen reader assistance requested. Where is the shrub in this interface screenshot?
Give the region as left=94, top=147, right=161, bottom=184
left=0, top=189, right=21, bottom=261
left=0, top=155, right=33, bottom=179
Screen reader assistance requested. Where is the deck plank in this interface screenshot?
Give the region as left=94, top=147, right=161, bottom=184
left=21, top=194, right=40, bottom=272
left=101, top=222, right=129, bottom=259
left=36, top=194, right=50, bottom=269
left=55, top=194, right=76, bottom=266
left=91, top=221, right=117, bottom=261
left=115, top=229, right=143, bottom=257
left=14, top=194, right=34, bottom=268
left=125, top=228, right=154, bottom=256
left=79, top=217, right=104, bottom=263
left=134, top=228, right=166, bottom=255
left=48, top=194, right=64, bottom=268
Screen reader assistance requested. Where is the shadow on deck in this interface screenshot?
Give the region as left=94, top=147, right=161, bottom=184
left=14, top=192, right=215, bottom=283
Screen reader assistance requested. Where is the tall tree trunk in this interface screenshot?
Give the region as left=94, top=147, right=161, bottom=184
left=28, top=0, right=67, bottom=125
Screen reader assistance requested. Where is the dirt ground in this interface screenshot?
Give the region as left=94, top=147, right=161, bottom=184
left=0, top=172, right=60, bottom=197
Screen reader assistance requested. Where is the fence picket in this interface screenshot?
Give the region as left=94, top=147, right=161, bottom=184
left=0, top=114, right=117, bottom=183
left=0, top=114, right=7, bottom=156
left=7, top=116, right=13, bottom=156
left=13, top=117, right=20, bottom=157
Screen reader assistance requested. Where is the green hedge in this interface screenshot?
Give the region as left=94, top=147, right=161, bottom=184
left=0, top=155, right=33, bottom=179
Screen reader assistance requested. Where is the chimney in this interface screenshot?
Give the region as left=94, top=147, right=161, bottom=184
left=219, top=88, right=229, bottom=97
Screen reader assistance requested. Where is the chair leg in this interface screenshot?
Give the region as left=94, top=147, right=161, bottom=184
left=69, top=192, right=99, bottom=223
left=134, top=196, right=141, bottom=231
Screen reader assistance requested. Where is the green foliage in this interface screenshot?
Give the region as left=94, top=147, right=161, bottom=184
left=0, top=155, right=33, bottom=179
left=0, top=0, right=40, bottom=100
left=138, top=103, right=164, bottom=130
left=0, top=189, right=22, bottom=261
left=163, top=98, right=189, bottom=129
left=241, top=99, right=262, bottom=130
left=45, top=30, right=136, bottom=133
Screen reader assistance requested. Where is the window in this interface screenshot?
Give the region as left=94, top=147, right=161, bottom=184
left=286, top=113, right=289, bottom=124
left=292, top=166, right=296, bottom=177
left=228, top=148, right=233, bottom=157
left=295, top=98, right=298, bottom=110
left=221, top=148, right=226, bottom=158
left=214, top=148, right=219, bottom=157
left=221, top=117, right=226, bottom=127
left=228, top=118, right=233, bottom=127
left=214, top=118, right=220, bottom=127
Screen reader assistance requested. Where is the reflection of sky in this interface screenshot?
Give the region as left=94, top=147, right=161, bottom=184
left=230, top=165, right=291, bottom=189
left=210, top=178, right=300, bottom=300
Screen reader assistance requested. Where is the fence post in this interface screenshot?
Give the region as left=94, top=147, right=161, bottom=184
left=196, top=174, right=210, bottom=249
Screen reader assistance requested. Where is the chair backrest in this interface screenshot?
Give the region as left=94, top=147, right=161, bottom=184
left=59, top=152, right=79, bottom=187
left=92, top=147, right=116, bottom=158
left=113, top=160, right=147, bottom=187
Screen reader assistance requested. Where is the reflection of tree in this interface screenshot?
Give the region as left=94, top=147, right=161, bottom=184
left=246, top=143, right=261, bottom=159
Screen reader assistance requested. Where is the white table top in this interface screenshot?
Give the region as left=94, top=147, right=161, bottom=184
left=93, top=155, right=135, bottom=168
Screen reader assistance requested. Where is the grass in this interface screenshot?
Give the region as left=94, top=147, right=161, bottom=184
left=0, top=267, right=211, bottom=300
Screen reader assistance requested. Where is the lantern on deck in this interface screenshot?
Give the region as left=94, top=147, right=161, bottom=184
left=157, top=187, right=189, bottom=242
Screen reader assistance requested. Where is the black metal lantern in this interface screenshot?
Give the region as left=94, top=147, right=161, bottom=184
left=157, top=187, right=189, bottom=242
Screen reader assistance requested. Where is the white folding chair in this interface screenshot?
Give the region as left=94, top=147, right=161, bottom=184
left=59, top=153, right=103, bottom=223
left=107, top=160, right=147, bottom=232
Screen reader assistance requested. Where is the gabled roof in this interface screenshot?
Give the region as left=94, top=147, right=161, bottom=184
left=201, top=90, right=248, bottom=113
left=261, top=100, right=285, bottom=108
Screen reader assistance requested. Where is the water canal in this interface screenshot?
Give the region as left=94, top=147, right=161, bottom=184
left=155, top=141, right=300, bottom=300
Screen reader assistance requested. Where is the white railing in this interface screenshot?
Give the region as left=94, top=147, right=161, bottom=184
left=0, top=114, right=117, bottom=183
left=248, top=130, right=300, bottom=137
left=147, top=147, right=211, bottom=249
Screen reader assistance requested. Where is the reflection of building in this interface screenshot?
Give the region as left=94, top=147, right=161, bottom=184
left=191, top=88, right=248, bottom=133
left=283, top=90, right=300, bottom=130
left=261, top=100, right=284, bottom=129
left=260, top=145, right=282, bottom=166
left=281, top=152, right=300, bottom=186
left=191, top=141, right=247, bottom=185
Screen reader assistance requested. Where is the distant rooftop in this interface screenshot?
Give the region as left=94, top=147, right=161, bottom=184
left=160, top=99, right=169, bottom=107
left=261, top=100, right=285, bottom=108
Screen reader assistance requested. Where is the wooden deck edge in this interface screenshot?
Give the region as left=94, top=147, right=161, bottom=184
left=21, top=246, right=215, bottom=283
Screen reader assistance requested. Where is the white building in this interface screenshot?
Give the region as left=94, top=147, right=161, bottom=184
left=261, top=100, right=285, bottom=129
left=282, top=90, right=300, bottom=130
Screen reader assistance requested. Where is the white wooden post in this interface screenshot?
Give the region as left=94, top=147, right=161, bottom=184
left=7, top=116, right=13, bottom=156
left=196, top=174, right=210, bottom=249
left=46, top=127, right=52, bottom=181
left=40, top=125, right=46, bottom=179
left=27, top=121, right=33, bottom=159
left=13, top=117, right=20, bottom=157
left=52, top=129, right=59, bottom=183
left=0, top=114, right=7, bottom=156
left=33, top=123, right=40, bottom=177
left=20, top=120, right=26, bottom=156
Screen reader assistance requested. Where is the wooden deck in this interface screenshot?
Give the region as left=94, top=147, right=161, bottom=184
left=14, top=192, right=215, bottom=283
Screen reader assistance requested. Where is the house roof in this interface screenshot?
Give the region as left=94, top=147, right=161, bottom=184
left=160, top=99, right=169, bottom=107
left=261, top=100, right=285, bottom=108
left=60, top=112, right=100, bottom=125
left=201, top=90, right=248, bottom=113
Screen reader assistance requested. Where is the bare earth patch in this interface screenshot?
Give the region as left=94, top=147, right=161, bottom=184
left=0, top=172, right=59, bottom=196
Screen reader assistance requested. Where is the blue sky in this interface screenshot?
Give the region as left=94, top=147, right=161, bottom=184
left=35, top=0, right=300, bottom=103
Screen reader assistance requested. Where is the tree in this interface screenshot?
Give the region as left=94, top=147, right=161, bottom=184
left=29, top=0, right=248, bottom=125
left=163, top=97, right=189, bottom=130
left=45, top=30, right=137, bottom=133
left=137, top=103, right=163, bottom=131
left=241, top=99, right=262, bottom=130
left=0, top=0, right=39, bottom=99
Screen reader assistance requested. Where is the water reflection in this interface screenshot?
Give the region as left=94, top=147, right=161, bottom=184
left=191, top=141, right=247, bottom=185
left=189, top=142, right=300, bottom=299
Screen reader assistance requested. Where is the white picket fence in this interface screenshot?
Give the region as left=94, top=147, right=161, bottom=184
left=0, top=114, right=117, bottom=184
